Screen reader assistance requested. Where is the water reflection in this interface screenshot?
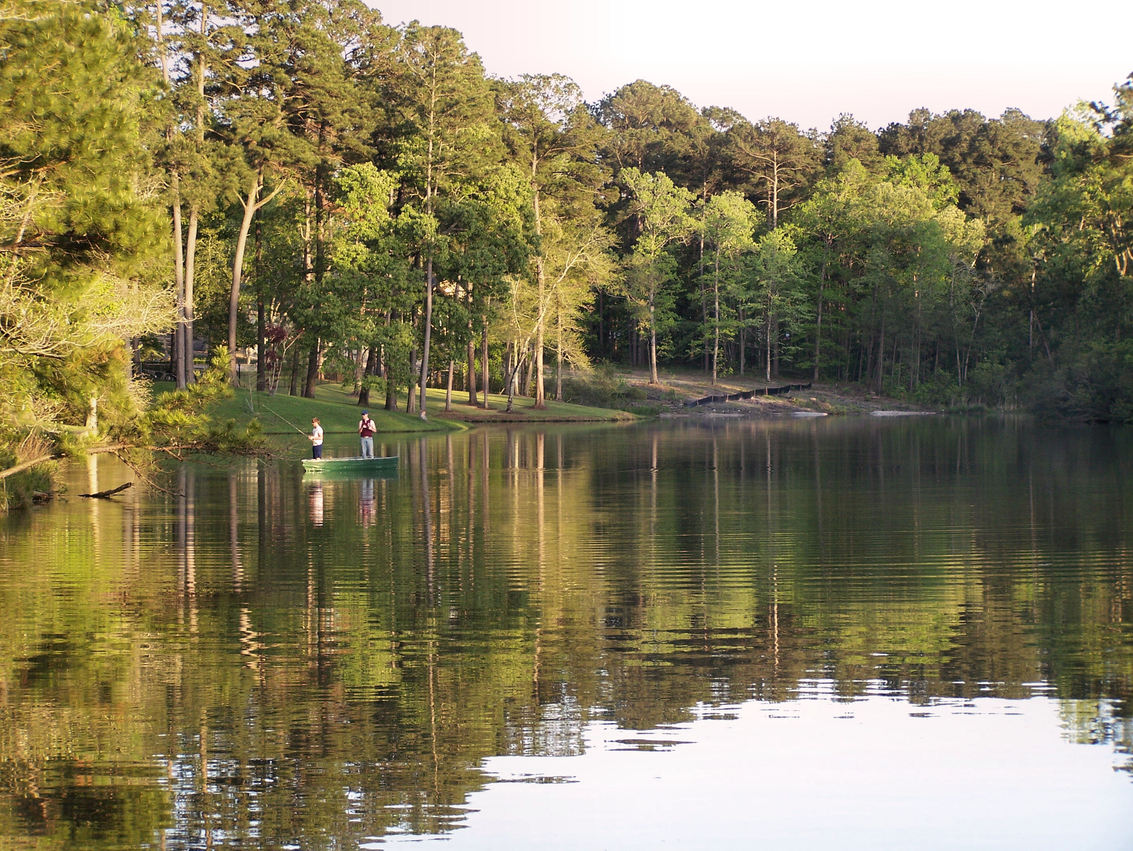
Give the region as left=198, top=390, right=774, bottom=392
left=308, top=480, right=324, bottom=527
left=360, top=478, right=374, bottom=526
left=0, top=418, right=1131, bottom=849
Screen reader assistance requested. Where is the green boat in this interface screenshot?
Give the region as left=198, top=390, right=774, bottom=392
left=302, top=455, right=399, bottom=475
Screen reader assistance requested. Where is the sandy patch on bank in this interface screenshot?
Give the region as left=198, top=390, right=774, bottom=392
left=629, top=372, right=934, bottom=419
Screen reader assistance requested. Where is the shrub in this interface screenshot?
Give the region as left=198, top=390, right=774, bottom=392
left=560, top=365, right=648, bottom=409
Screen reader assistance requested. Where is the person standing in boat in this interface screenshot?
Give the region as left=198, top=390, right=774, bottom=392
left=309, top=417, right=323, bottom=459
left=358, top=411, right=376, bottom=459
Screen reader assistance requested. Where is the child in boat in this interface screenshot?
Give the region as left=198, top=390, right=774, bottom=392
left=309, top=417, right=323, bottom=458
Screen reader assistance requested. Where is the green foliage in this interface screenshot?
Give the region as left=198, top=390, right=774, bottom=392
left=617, top=168, right=695, bottom=379
left=723, top=116, right=821, bottom=228
left=964, top=359, right=1015, bottom=410
left=1019, top=88, right=1133, bottom=420
left=0, top=463, right=53, bottom=512
left=884, top=152, right=960, bottom=208
left=1, top=0, right=172, bottom=440
left=560, top=364, right=649, bottom=409
left=0, top=429, right=56, bottom=511
left=1026, top=339, right=1133, bottom=423
left=0, top=0, right=1128, bottom=424
left=141, top=348, right=265, bottom=450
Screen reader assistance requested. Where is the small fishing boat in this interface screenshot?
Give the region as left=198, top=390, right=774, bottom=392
left=302, top=455, right=399, bottom=475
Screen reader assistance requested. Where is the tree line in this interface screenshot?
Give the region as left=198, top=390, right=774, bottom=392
left=2, top=0, right=1132, bottom=448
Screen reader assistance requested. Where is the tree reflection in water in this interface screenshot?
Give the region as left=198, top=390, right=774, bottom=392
left=0, top=419, right=1130, bottom=848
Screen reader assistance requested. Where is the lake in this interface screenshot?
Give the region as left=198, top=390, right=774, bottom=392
left=1, top=416, right=1131, bottom=849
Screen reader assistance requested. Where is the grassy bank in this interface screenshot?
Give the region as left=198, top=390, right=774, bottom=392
left=0, top=371, right=918, bottom=515
left=202, top=382, right=635, bottom=438
left=199, top=372, right=927, bottom=437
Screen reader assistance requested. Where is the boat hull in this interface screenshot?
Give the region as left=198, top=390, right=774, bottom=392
left=301, top=455, right=399, bottom=475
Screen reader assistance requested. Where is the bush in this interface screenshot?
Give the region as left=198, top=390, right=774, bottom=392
left=1023, top=340, right=1133, bottom=423
left=140, top=347, right=265, bottom=451
left=0, top=430, right=58, bottom=512
left=560, top=365, right=648, bottom=409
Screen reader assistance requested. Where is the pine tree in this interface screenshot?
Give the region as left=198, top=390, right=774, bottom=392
left=1, top=1, right=172, bottom=435
left=387, top=23, right=501, bottom=417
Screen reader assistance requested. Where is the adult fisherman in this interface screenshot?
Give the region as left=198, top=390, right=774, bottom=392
left=357, top=411, right=376, bottom=459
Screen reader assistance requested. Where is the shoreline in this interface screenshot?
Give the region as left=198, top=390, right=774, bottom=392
left=1, top=375, right=935, bottom=512
left=620, top=371, right=936, bottom=420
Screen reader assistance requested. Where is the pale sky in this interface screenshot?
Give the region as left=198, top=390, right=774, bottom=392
left=367, top=0, right=1131, bottom=132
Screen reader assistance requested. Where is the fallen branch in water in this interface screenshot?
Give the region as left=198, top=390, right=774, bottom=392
left=110, top=448, right=184, bottom=497
left=79, top=482, right=133, bottom=499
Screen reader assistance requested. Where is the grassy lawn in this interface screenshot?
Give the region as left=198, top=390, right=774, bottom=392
left=187, top=382, right=635, bottom=437
left=418, top=387, right=637, bottom=423
left=209, top=384, right=454, bottom=435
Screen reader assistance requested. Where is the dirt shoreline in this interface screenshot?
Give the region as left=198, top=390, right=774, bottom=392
left=627, top=372, right=934, bottom=419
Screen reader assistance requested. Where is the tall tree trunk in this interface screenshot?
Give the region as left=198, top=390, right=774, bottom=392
left=711, top=248, right=720, bottom=385
left=407, top=344, right=418, bottom=415
left=765, top=309, right=772, bottom=383
left=157, top=1, right=201, bottom=390
left=812, top=254, right=827, bottom=383
left=358, top=346, right=377, bottom=406
left=314, top=153, right=326, bottom=284
left=256, top=294, right=266, bottom=391
left=773, top=320, right=780, bottom=379
left=303, top=341, right=319, bottom=398
left=505, top=349, right=523, bottom=413
left=467, top=335, right=477, bottom=406
left=532, top=176, right=547, bottom=408
left=738, top=308, right=746, bottom=376
left=183, top=208, right=198, bottom=384
left=352, top=348, right=364, bottom=394
left=649, top=304, right=659, bottom=386
left=171, top=176, right=186, bottom=389
left=481, top=319, right=491, bottom=410
left=229, top=169, right=263, bottom=385
left=418, top=259, right=433, bottom=418
left=255, top=220, right=266, bottom=391
left=182, top=7, right=207, bottom=387
left=288, top=346, right=300, bottom=396
left=555, top=306, right=563, bottom=402
left=699, top=226, right=709, bottom=373
left=523, top=345, right=535, bottom=396
left=770, top=161, right=780, bottom=229
left=466, top=284, right=477, bottom=406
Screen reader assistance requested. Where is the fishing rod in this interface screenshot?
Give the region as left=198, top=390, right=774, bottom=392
left=260, top=402, right=309, bottom=436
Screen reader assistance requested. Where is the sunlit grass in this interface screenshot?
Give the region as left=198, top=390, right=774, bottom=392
left=421, top=387, right=637, bottom=423
left=206, top=384, right=456, bottom=435
left=151, top=380, right=633, bottom=438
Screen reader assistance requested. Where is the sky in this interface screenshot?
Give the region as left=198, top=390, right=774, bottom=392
left=367, top=0, right=1131, bottom=131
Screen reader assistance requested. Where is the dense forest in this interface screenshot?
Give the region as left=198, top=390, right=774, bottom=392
left=2, top=0, right=1132, bottom=456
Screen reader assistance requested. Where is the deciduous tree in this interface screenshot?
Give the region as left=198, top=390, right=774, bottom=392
left=389, top=23, right=500, bottom=417
left=697, top=190, right=755, bottom=383
left=619, top=168, right=694, bottom=384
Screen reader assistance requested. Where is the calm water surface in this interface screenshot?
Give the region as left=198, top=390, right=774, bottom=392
left=1, top=416, right=1131, bottom=849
